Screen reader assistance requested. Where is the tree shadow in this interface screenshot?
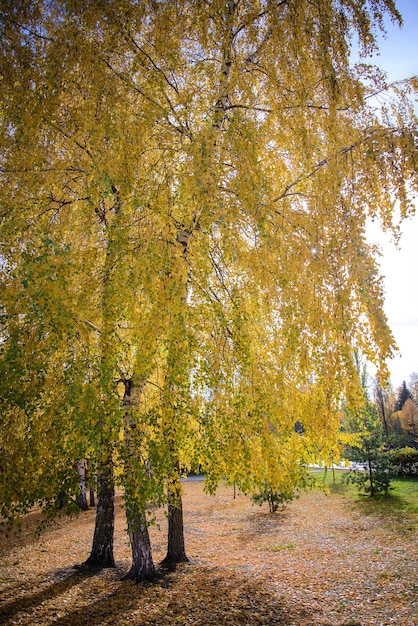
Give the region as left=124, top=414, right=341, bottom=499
left=349, top=492, right=412, bottom=517
left=0, top=564, right=313, bottom=625
left=45, top=566, right=312, bottom=625
left=240, top=507, right=294, bottom=541
left=324, top=479, right=349, bottom=495
left=0, top=566, right=99, bottom=622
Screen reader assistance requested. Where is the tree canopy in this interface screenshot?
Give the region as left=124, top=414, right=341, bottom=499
left=1, top=0, right=417, bottom=544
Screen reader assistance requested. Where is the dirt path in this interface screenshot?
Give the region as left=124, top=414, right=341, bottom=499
left=0, top=481, right=417, bottom=625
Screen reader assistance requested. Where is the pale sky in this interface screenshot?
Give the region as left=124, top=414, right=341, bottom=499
left=362, top=0, right=418, bottom=390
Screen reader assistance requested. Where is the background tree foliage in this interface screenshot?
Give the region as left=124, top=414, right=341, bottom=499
left=1, top=0, right=417, bottom=574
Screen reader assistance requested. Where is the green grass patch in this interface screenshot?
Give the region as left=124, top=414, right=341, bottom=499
left=312, top=470, right=418, bottom=521
left=263, top=542, right=295, bottom=552
left=357, top=477, right=418, bottom=518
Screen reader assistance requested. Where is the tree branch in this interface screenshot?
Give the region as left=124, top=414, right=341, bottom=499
left=273, top=126, right=409, bottom=203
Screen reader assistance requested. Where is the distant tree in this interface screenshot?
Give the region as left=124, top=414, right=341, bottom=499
left=408, top=373, right=418, bottom=404
left=390, top=381, right=418, bottom=448
left=394, top=381, right=414, bottom=412
left=399, top=399, right=418, bottom=449
left=374, top=379, right=391, bottom=440
left=344, top=401, right=392, bottom=497
left=343, top=361, right=392, bottom=496
left=75, top=460, right=89, bottom=511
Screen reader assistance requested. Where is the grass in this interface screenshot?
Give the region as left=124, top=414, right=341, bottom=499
left=313, top=470, right=418, bottom=520
left=262, top=541, right=296, bottom=552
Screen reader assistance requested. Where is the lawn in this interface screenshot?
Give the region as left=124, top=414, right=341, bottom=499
left=319, top=470, right=418, bottom=519
left=0, top=475, right=417, bottom=625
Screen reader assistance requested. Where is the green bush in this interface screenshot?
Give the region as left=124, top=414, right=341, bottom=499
left=389, top=447, right=418, bottom=477
left=251, top=482, right=294, bottom=513
left=343, top=452, right=393, bottom=496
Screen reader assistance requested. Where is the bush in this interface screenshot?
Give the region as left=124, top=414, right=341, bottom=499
left=389, top=447, right=418, bottom=477
left=251, top=482, right=294, bottom=513
left=343, top=453, right=393, bottom=496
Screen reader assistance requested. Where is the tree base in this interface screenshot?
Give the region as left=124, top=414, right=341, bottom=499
left=82, top=554, right=115, bottom=569
left=122, top=565, right=157, bottom=583
left=159, top=554, right=190, bottom=572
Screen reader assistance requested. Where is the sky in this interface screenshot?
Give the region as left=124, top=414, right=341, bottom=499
left=361, top=0, right=418, bottom=390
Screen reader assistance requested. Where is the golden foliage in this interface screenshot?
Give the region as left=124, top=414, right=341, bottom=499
left=0, top=0, right=417, bottom=517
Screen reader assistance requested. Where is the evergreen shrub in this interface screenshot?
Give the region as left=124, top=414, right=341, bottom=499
left=389, top=447, right=418, bottom=477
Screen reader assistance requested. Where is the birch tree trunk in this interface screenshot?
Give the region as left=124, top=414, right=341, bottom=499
left=123, top=511, right=156, bottom=582
left=76, top=460, right=89, bottom=511
left=160, top=470, right=189, bottom=570
left=122, top=378, right=156, bottom=581
left=84, top=455, right=115, bottom=568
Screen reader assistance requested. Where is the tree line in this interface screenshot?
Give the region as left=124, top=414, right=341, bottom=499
left=341, top=367, right=418, bottom=496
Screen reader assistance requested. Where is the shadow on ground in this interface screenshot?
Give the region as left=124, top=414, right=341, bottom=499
left=0, top=564, right=313, bottom=625
left=0, top=566, right=98, bottom=622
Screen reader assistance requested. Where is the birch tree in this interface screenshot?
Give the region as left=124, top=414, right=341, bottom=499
left=1, top=0, right=417, bottom=577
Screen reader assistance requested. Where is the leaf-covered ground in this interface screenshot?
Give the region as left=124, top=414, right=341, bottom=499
left=1, top=479, right=417, bottom=625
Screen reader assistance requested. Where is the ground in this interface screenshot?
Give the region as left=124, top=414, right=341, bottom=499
left=0, top=478, right=417, bottom=625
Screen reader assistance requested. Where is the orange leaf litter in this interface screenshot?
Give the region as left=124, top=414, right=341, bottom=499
left=0, top=480, right=417, bottom=625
